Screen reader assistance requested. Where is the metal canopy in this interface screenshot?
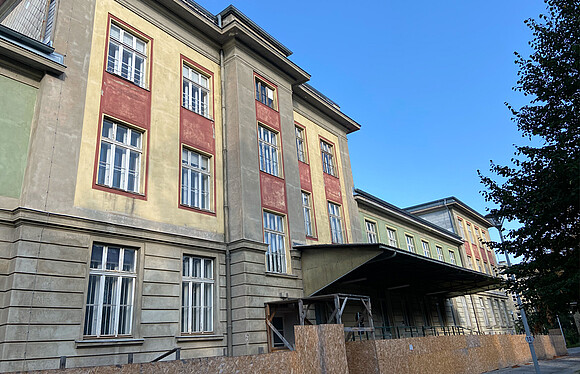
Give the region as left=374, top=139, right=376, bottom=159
left=297, top=243, right=501, bottom=298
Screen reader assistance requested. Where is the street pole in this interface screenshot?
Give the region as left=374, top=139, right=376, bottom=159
left=494, top=222, right=541, bottom=374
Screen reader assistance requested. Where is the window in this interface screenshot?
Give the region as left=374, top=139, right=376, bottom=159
left=328, top=202, right=344, bottom=244
left=405, top=235, right=415, bottom=253
left=271, top=316, right=285, bottom=348
left=487, top=298, right=497, bottom=326
left=449, top=250, right=457, bottom=265
left=457, top=218, right=465, bottom=238
left=302, top=192, right=314, bottom=237
left=479, top=297, right=490, bottom=326
left=365, top=220, right=378, bottom=244
left=97, top=119, right=142, bottom=193
left=461, top=296, right=472, bottom=327
left=320, top=140, right=336, bottom=176
left=421, top=241, right=431, bottom=257
left=476, top=259, right=482, bottom=272
left=107, top=23, right=147, bottom=88
left=255, top=78, right=275, bottom=109
left=387, top=228, right=398, bottom=247
left=263, top=211, right=287, bottom=273
left=295, top=126, right=307, bottom=162
left=258, top=125, right=279, bottom=176
left=181, top=148, right=210, bottom=210
left=436, top=246, right=444, bottom=261
left=475, top=227, right=482, bottom=245
left=466, top=223, right=475, bottom=244
left=183, top=64, right=210, bottom=117
left=466, top=256, right=473, bottom=269
left=84, top=244, right=136, bottom=337
left=494, top=299, right=504, bottom=326
left=182, top=256, right=213, bottom=333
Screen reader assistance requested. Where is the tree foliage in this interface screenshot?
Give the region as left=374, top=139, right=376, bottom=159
left=479, top=0, right=579, bottom=331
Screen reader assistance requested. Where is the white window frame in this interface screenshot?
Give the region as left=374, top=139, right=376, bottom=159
left=328, top=202, right=344, bottom=244
left=258, top=125, right=280, bottom=176
left=457, top=218, right=465, bottom=238
left=107, top=23, right=147, bottom=88
left=461, top=296, right=472, bottom=327
left=302, top=191, right=314, bottom=237
left=487, top=298, right=497, bottom=326
left=449, top=250, right=457, bottom=265
left=84, top=244, right=136, bottom=337
left=466, top=256, right=473, bottom=269
left=480, top=297, right=490, bottom=326
left=263, top=211, right=287, bottom=273
left=295, top=126, right=307, bottom=163
left=182, top=256, right=214, bottom=333
left=255, top=78, right=275, bottom=109
left=320, top=140, right=336, bottom=176
left=405, top=235, right=415, bottom=253
left=97, top=119, right=143, bottom=193
left=365, top=220, right=378, bottom=244
left=181, top=147, right=211, bottom=210
left=387, top=227, right=398, bottom=247
left=421, top=241, right=431, bottom=257
left=436, top=245, right=444, bottom=261
left=182, top=64, right=211, bottom=118
left=466, top=223, right=476, bottom=244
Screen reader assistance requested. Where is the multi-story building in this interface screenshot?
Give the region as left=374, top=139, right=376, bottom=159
left=0, top=0, right=510, bottom=371
left=406, top=198, right=515, bottom=335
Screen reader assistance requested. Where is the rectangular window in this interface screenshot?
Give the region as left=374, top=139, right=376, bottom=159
left=436, top=246, right=444, bottom=261
left=476, top=259, right=482, bottom=272
left=84, top=244, right=136, bottom=337
left=181, top=148, right=210, bottom=210
left=479, top=297, right=490, bottom=326
left=466, top=256, right=473, bottom=269
left=405, top=235, right=415, bottom=253
left=365, top=220, right=378, bottom=244
left=457, top=218, right=465, bottom=238
left=421, top=241, right=431, bottom=257
left=107, top=23, right=147, bottom=88
left=182, top=256, right=213, bottom=333
left=487, top=298, right=497, bottom=326
left=295, top=126, right=307, bottom=163
left=449, top=250, right=457, bottom=265
left=461, top=296, right=472, bottom=326
left=302, top=192, right=314, bottom=237
left=263, top=211, right=287, bottom=273
left=97, top=119, right=142, bottom=193
left=255, top=78, right=275, bottom=109
left=328, top=202, right=344, bottom=244
left=466, top=223, right=476, bottom=244
left=320, top=140, right=336, bottom=176
left=387, top=228, right=398, bottom=247
left=182, top=64, right=210, bottom=117
left=258, top=125, right=279, bottom=176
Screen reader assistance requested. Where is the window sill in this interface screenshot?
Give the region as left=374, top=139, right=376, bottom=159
left=259, top=170, right=285, bottom=180
left=94, top=183, right=146, bottom=200
left=179, top=204, right=216, bottom=216
left=176, top=334, right=224, bottom=342
left=181, top=105, right=214, bottom=122
left=265, top=271, right=298, bottom=279
left=105, top=70, right=149, bottom=91
left=75, top=338, right=144, bottom=348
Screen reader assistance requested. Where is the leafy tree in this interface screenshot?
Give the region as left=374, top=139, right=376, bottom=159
left=479, top=0, right=579, bottom=334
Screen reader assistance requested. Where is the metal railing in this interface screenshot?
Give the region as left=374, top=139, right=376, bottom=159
left=348, top=325, right=477, bottom=341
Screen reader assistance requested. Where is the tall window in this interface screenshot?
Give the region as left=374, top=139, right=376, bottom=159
left=365, top=220, right=378, bottom=244
left=476, top=259, right=482, bottom=272
left=320, top=140, right=336, bottom=176
left=258, top=125, right=279, bottom=176
left=387, top=228, right=398, bottom=247
left=263, top=211, right=286, bottom=273
left=84, top=244, right=136, bottom=337
left=449, top=250, right=457, bottom=265
left=181, top=148, right=210, bottom=210
left=107, top=23, right=147, bottom=88
left=457, top=218, right=465, bottom=238
left=255, top=78, right=275, bottom=109
left=183, top=64, right=210, bottom=117
left=461, top=296, right=472, bottom=326
left=182, top=256, right=213, bottom=333
left=295, top=126, right=307, bottom=162
left=405, top=235, right=415, bottom=253
left=97, top=119, right=142, bottom=193
left=487, top=298, right=497, bottom=325
left=479, top=297, right=490, bottom=326
left=302, top=192, right=314, bottom=237
left=328, top=202, right=344, bottom=244
left=421, top=241, right=431, bottom=257
left=466, top=256, right=473, bottom=269
left=466, top=223, right=475, bottom=244
left=436, top=245, right=444, bottom=261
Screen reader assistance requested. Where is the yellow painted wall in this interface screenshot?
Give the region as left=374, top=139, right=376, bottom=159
left=75, top=0, right=224, bottom=234
left=293, top=111, right=352, bottom=245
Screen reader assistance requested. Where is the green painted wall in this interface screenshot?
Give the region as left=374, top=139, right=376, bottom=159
left=358, top=207, right=463, bottom=267
left=0, top=75, right=37, bottom=198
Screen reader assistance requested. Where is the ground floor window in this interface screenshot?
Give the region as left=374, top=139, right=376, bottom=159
left=264, top=211, right=287, bottom=273
left=182, top=256, right=214, bottom=333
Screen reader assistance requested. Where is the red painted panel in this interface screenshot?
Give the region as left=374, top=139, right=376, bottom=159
left=299, top=162, right=312, bottom=192
left=256, top=101, right=280, bottom=130
left=260, top=172, right=287, bottom=213
left=323, top=173, right=342, bottom=204
left=488, top=250, right=496, bottom=266
left=472, top=244, right=481, bottom=259
left=464, top=241, right=472, bottom=256
left=180, top=107, right=215, bottom=154
left=102, top=73, right=151, bottom=129
left=481, top=248, right=488, bottom=263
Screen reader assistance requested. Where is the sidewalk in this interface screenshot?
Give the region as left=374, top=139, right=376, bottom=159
left=483, top=346, right=580, bottom=374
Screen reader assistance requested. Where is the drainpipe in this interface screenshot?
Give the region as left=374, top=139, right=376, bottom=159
left=218, top=14, right=232, bottom=356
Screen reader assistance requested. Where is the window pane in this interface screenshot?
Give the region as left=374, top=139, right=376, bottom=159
left=121, top=49, right=131, bottom=79
left=193, top=257, right=201, bottom=278
left=123, top=249, right=135, bottom=272
left=90, top=245, right=104, bottom=269
left=110, top=24, right=120, bottom=40
left=84, top=274, right=100, bottom=335
left=112, top=147, right=125, bottom=189
left=101, top=275, right=118, bottom=335
left=106, top=247, right=120, bottom=270
left=102, top=120, right=114, bottom=138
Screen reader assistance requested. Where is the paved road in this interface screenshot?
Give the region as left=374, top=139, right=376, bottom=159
left=483, top=346, right=580, bottom=374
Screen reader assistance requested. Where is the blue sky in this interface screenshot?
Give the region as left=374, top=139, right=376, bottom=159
left=205, top=1, right=547, bottom=246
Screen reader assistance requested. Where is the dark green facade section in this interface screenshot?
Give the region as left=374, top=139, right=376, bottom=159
left=0, top=75, right=37, bottom=198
